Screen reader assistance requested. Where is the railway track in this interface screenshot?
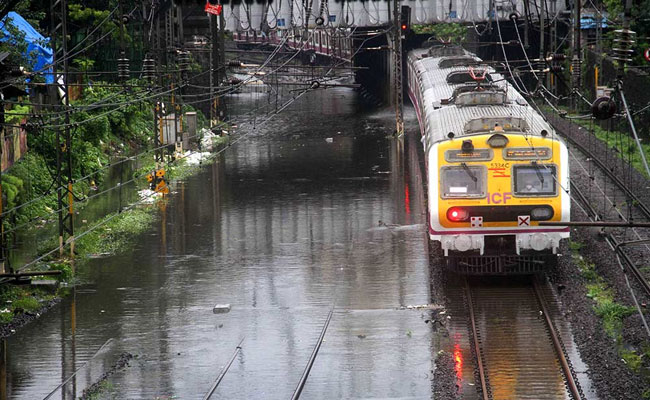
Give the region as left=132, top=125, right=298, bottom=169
left=465, top=278, right=583, bottom=400
left=545, top=113, right=650, bottom=298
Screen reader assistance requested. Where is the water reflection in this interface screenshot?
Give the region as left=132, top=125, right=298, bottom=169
left=4, top=88, right=433, bottom=399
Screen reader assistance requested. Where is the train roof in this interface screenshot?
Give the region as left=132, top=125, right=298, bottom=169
left=422, top=103, right=554, bottom=146
left=408, top=46, right=559, bottom=147
left=410, top=54, right=529, bottom=107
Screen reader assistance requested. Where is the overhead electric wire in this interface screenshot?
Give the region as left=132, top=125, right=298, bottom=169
left=2, top=75, right=316, bottom=241
left=0, top=6, right=138, bottom=92
left=12, top=84, right=313, bottom=274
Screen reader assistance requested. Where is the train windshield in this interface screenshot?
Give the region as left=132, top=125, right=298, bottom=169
left=514, top=165, right=557, bottom=195
left=441, top=164, right=486, bottom=198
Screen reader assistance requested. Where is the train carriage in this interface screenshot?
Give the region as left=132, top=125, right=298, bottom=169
left=407, top=45, right=570, bottom=274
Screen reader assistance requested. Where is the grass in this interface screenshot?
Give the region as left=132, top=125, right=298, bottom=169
left=0, top=286, right=59, bottom=324
left=75, top=208, right=156, bottom=257
left=83, top=380, right=115, bottom=400
left=541, top=104, right=650, bottom=178
left=1, top=127, right=225, bottom=332
left=575, top=252, right=635, bottom=341
left=621, top=348, right=643, bottom=372
left=570, top=240, right=649, bottom=381
left=581, top=121, right=650, bottom=179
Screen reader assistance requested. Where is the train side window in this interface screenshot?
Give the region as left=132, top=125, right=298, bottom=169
left=513, top=165, right=557, bottom=196
left=440, top=165, right=486, bottom=198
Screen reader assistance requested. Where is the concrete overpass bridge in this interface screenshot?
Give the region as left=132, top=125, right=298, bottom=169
left=218, top=0, right=564, bottom=31
left=177, top=0, right=571, bottom=112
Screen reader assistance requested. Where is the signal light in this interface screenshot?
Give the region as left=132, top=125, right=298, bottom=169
left=447, top=207, right=470, bottom=222
left=400, top=5, right=411, bottom=34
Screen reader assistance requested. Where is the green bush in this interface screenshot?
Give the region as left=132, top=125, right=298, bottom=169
left=594, top=300, right=635, bottom=338
left=12, top=296, right=40, bottom=312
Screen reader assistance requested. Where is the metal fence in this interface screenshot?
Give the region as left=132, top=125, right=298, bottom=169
left=583, top=50, right=650, bottom=138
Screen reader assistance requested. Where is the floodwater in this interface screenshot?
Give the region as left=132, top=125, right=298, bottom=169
left=3, top=87, right=435, bottom=398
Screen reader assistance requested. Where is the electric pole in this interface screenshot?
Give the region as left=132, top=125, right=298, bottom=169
left=210, top=12, right=220, bottom=126
left=50, top=0, right=74, bottom=258
left=392, top=0, right=404, bottom=137
left=536, top=0, right=546, bottom=88
left=571, top=0, right=581, bottom=106
left=0, top=92, right=5, bottom=275
left=219, top=4, right=226, bottom=121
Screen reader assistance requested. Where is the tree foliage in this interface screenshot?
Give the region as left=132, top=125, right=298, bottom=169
left=412, top=23, right=467, bottom=44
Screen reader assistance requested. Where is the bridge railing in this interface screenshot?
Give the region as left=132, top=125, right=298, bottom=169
left=233, top=29, right=353, bottom=61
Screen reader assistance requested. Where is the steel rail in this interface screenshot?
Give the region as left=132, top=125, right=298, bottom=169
left=547, top=113, right=650, bottom=219
left=290, top=309, right=333, bottom=400
left=464, top=280, right=490, bottom=400
left=43, top=338, right=114, bottom=399
left=202, top=337, right=245, bottom=400
left=571, top=176, right=650, bottom=296
left=532, top=280, right=583, bottom=400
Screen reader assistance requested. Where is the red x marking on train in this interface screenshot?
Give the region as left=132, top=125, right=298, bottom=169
left=518, top=215, right=530, bottom=226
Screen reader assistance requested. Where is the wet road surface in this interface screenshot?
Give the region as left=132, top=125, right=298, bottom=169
left=4, top=88, right=435, bottom=399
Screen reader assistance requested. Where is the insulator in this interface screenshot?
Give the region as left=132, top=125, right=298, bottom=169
left=550, top=65, right=563, bottom=73
left=228, top=60, right=242, bottom=67
left=117, top=56, right=130, bottom=80
left=592, top=96, right=617, bottom=120
left=546, top=53, right=566, bottom=62
left=142, top=57, right=156, bottom=80
left=571, top=56, right=581, bottom=88
left=177, top=51, right=191, bottom=74
left=612, top=29, right=636, bottom=63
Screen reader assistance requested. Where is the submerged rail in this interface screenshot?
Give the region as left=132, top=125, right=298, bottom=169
left=464, top=279, right=490, bottom=400
left=202, top=337, right=245, bottom=400
left=465, top=278, right=583, bottom=400
left=532, top=280, right=583, bottom=400
left=290, top=308, right=333, bottom=400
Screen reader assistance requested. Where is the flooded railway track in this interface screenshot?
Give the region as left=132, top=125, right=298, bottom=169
left=465, top=277, right=583, bottom=400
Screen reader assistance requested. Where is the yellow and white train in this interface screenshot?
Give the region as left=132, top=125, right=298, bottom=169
left=407, top=45, right=570, bottom=274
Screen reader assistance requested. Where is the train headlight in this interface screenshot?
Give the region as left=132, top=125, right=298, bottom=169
left=530, top=206, right=554, bottom=220
left=487, top=133, right=509, bottom=148
left=447, top=207, right=470, bottom=222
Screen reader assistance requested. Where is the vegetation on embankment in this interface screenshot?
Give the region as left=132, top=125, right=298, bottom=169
left=572, top=119, right=650, bottom=179
left=569, top=240, right=650, bottom=383
left=0, top=85, right=223, bottom=331
left=542, top=105, right=650, bottom=178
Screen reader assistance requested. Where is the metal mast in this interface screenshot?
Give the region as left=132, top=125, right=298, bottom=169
left=50, top=0, right=74, bottom=257
left=392, top=0, right=404, bottom=137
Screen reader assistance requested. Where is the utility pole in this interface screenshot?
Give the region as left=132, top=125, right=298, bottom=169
left=210, top=11, right=222, bottom=127
left=0, top=93, right=5, bottom=275
left=571, top=0, right=581, bottom=105
left=613, top=0, right=650, bottom=177
left=392, top=0, right=404, bottom=137
left=550, top=0, right=557, bottom=95
left=537, top=0, right=546, bottom=87
left=219, top=4, right=226, bottom=121
left=523, top=0, right=530, bottom=48
left=50, top=0, right=74, bottom=258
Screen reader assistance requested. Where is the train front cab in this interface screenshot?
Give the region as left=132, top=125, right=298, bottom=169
left=428, top=129, right=570, bottom=274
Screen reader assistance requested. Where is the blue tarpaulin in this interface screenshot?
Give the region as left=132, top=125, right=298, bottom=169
left=581, top=15, right=609, bottom=30
left=0, top=12, right=53, bottom=84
